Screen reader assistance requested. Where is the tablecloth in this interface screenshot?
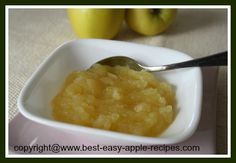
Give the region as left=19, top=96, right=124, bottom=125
left=8, top=8, right=228, bottom=154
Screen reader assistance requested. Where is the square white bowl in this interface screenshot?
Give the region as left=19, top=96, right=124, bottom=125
left=18, top=39, right=202, bottom=145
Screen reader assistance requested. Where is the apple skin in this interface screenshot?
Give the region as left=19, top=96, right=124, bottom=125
left=67, top=9, right=125, bottom=39
left=125, top=9, right=177, bottom=36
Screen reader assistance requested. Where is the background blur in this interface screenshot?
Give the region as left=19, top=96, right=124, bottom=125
left=8, top=9, right=228, bottom=154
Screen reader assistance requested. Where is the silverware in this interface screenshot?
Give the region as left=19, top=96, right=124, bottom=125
left=93, top=51, right=227, bottom=72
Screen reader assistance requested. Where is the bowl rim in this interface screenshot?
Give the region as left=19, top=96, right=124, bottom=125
left=17, top=38, right=203, bottom=144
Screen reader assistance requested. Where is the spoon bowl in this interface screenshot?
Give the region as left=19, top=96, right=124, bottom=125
left=94, top=56, right=143, bottom=71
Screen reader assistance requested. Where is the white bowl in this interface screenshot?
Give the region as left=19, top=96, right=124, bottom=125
left=18, top=39, right=202, bottom=145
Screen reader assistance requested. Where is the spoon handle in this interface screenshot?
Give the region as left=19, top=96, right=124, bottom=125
left=146, top=51, right=227, bottom=72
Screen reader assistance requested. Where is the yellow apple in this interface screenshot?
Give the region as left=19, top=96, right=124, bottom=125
left=67, top=9, right=125, bottom=39
left=125, top=9, right=177, bottom=36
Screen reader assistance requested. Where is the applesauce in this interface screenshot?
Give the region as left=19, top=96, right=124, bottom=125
left=52, top=64, right=176, bottom=137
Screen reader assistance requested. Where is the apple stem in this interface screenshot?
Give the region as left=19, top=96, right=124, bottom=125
left=150, top=9, right=160, bottom=14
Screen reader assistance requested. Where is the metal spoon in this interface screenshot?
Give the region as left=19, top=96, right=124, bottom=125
left=93, top=51, right=227, bottom=72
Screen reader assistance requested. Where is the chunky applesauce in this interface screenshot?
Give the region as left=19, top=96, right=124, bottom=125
left=52, top=64, right=175, bottom=137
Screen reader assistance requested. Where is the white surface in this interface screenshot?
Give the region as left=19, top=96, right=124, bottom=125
left=17, top=39, right=202, bottom=145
